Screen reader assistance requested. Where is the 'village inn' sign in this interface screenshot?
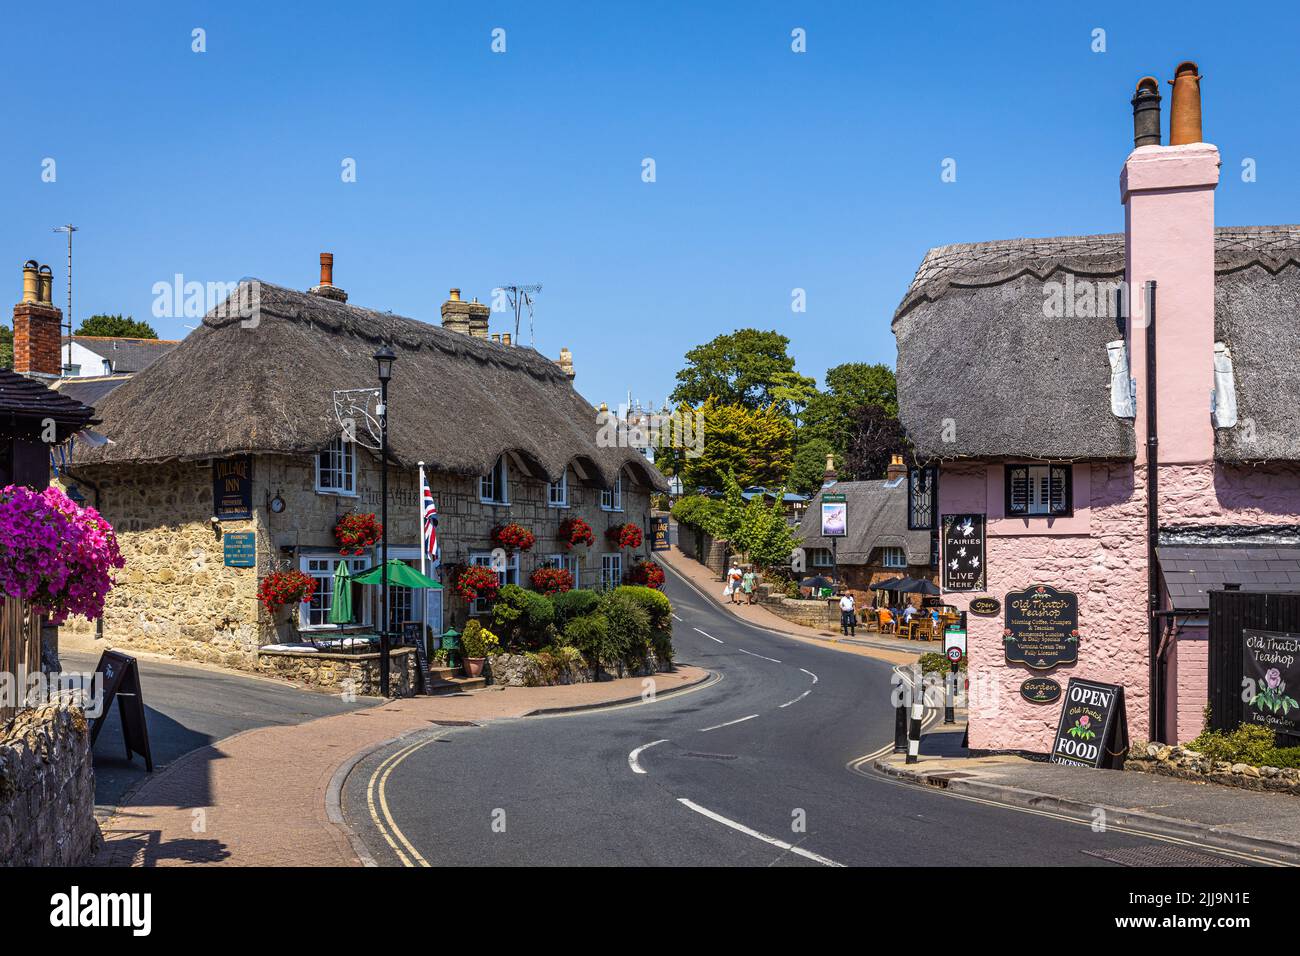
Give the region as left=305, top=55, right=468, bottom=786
left=212, top=455, right=253, bottom=521
left=1004, top=584, right=1080, bottom=670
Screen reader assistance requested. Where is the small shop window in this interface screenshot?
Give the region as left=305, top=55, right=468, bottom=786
left=299, top=555, right=370, bottom=629
left=480, top=455, right=510, bottom=505
left=316, top=437, right=356, bottom=495
left=601, top=472, right=623, bottom=511
left=1005, top=463, right=1073, bottom=517
left=469, top=550, right=519, bottom=614
left=547, top=470, right=569, bottom=508
left=881, top=546, right=907, bottom=569
left=810, top=548, right=834, bottom=568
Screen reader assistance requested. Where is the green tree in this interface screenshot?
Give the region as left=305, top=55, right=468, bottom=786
left=787, top=435, right=835, bottom=496
left=801, top=362, right=898, bottom=453
left=0, top=324, right=12, bottom=369
left=671, top=329, right=815, bottom=414
left=842, top=403, right=909, bottom=480
left=732, top=486, right=802, bottom=570
left=75, top=314, right=159, bottom=338
left=677, top=398, right=793, bottom=492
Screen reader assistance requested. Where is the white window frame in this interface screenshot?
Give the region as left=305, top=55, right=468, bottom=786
left=547, top=469, right=569, bottom=508
left=469, top=550, right=519, bottom=615
left=298, top=554, right=371, bottom=630
left=601, top=471, right=623, bottom=512
left=811, top=548, right=834, bottom=568
left=543, top=552, right=580, bottom=589
left=315, top=436, right=357, bottom=496
left=881, top=546, right=907, bottom=569
left=601, top=553, right=622, bottom=591
left=480, top=455, right=510, bottom=505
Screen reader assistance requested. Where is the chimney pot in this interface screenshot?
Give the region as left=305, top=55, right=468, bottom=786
left=886, top=454, right=907, bottom=481
left=449, top=288, right=461, bottom=302
left=37, top=265, right=53, bottom=305
left=1131, top=76, right=1162, bottom=148
left=21, top=260, right=39, bottom=304
left=502, top=332, right=512, bottom=346
left=491, top=333, right=501, bottom=343
left=319, top=252, right=334, bottom=287
left=1168, top=60, right=1203, bottom=146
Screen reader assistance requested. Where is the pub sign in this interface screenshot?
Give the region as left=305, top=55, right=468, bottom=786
left=650, top=516, right=671, bottom=552
left=1004, top=584, right=1079, bottom=670
left=213, top=455, right=253, bottom=520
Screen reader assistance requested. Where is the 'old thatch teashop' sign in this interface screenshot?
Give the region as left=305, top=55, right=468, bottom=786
left=212, top=455, right=253, bottom=521
left=942, top=513, right=985, bottom=592
left=1050, top=678, right=1127, bottom=769
left=1004, top=584, right=1079, bottom=670
left=1243, top=629, right=1300, bottom=738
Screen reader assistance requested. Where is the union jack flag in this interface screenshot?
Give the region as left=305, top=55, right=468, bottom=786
left=421, top=472, right=439, bottom=567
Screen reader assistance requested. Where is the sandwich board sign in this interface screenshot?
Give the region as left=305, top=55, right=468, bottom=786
left=1049, top=678, right=1127, bottom=769
left=89, top=650, right=154, bottom=772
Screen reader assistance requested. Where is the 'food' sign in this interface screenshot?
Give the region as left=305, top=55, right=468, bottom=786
left=1049, top=678, right=1127, bottom=769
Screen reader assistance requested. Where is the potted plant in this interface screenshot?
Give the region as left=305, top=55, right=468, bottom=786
left=459, top=619, right=499, bottom=677
left=606, top=522, right=643, bottom=550
left=334, top=512, right=382, bottom=555
left=558, top=516, right=595, bottom=550
left=492, top=522, right=536, bottom=552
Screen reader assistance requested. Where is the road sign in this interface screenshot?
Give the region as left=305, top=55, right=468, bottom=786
left=946, top=645, right=963, bottom=663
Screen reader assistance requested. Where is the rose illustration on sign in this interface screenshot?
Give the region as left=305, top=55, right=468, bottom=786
left=1250, top=667, right=1299, bottom=717
left=1066, top=715, right=1096, bottom=740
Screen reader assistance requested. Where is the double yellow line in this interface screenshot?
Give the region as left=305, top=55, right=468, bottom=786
left=365, top=737, right=439, bottom=867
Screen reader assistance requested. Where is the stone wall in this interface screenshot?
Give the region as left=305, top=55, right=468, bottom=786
left=0, top=700, right=100, bottom=866
left=255, top=646, right=419, bottom=697
left=1128, top=741, right=1300, bottom=795
left=486, top=650, right=668, bottom=687
left=760, top=595, right=838, bottom=630
left=64, top=452, right=655, bottom=677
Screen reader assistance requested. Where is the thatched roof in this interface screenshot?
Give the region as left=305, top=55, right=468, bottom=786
left=72, top=281, right=666, bottom=491
left=797, top=479, right=931, bottom=566
left=893, top=225, right=1300, bottom=462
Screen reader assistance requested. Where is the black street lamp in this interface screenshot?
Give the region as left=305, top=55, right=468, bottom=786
left=374, top=344, right=397, bottom=696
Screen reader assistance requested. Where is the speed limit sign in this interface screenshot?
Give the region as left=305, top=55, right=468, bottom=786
left=946, top=645, right=963, bottom=663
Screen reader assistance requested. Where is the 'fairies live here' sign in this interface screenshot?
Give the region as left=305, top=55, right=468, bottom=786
left=1004, top=584, right=1079, bottom=670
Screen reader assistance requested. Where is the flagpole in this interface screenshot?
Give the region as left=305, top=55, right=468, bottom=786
left=418, top=461, right=428, bottom=643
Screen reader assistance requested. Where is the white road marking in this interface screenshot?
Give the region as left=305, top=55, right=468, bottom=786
left=799, top=668, right=819, bottom=683
left=672, top=613, right=683, bottom=622
left=779, top=689, right=811, bottom=709
left=677, top=798, right=844, bottom=867
left=693, top=627, right=723, bottom=644
left=737, top=647, right=781, bottom=663
left=628, top=739, right=668, bottom=774
left=699, top=714, right=758, bottom=733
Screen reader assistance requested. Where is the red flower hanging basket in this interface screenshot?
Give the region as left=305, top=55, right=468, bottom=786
left=335, top=512, right=382, bottom=555
left=606, top=522, right=643, bottom=550
left=626, top=559, right=666, bottom=589
left=530, top=565, right=574, bottom=595
left=455, top=564, right=501, bottom=603
left=258, top=569, right=318, bottom=616
left=492, top=522, right=536, bottom=552
left=558, top=516, right=595, bottom=550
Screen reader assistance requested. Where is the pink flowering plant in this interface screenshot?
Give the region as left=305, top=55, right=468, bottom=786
left=0, top=484, right=125, bottom=624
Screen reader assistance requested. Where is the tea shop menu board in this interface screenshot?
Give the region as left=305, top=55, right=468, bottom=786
left=1050, top=678, right=1127, bottom=769
left=1004, top=584, right=1079, bottom=670
left=1243, top=629, right=1300, bottom=738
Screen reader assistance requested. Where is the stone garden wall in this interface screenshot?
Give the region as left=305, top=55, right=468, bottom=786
left=486, top=651, right=669, bottom=687
left=1127, top=742, right=1300, bottom=796
left=0, top=700, right=100, bottom=866
left=255, top=646, right=419, bottom=697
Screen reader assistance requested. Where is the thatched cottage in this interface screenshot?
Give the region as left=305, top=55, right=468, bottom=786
left=894, top=66, right=1300, bottom=752
left=57, top=255, right=665, bottom=673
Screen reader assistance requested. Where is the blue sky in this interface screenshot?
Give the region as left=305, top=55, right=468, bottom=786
left=3, top=1, right=1298, bottom=407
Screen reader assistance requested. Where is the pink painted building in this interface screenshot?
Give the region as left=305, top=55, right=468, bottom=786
left=893, top=64, right=1300, bottom=751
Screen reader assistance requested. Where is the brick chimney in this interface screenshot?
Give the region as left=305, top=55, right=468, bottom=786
left=1121, top=59, right=1219, bottom=466
left=440, top=288, right=490, bottom=338
left=886, top=454, right=907, bottom=481
left=13, top=260, right=63, bottom=378
left=556, top=346, right=575, bottom=379
left=309, top=251, right=348, bottom=302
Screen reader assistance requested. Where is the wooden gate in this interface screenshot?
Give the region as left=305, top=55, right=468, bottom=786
left=1208, top=590, right=1300, bottom=737
left=0, top=597, right=42, bottom=724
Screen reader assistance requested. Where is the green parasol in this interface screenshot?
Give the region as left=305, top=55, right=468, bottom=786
left=329, top=559, right=353, bottom=624
left=353, top=559, right=443, bottom=590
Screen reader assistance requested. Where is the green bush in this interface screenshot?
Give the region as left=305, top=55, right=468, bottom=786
left=563, top=612, right=612, bottom=665
left=529, top=644, right=585, bottom=685
left=600, top=588, right=652, bottom=668
left=491, top=583, right=556, bottom=650
left=617, top=585, right=673, bottom=664
left=1187, top=723, right=1300, bottom=768
left=919, top=652, right=966, bottom=675
left=460, top=620, right=500, bottom=658
left=671, top=495, right=725, bottom=535
left=551, top=588, right=601, bottom=627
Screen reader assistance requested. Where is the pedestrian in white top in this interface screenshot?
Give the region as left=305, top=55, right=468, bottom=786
left=725, top=563, right=743, bottom=604
left=839, top=592, right=857, bottom=636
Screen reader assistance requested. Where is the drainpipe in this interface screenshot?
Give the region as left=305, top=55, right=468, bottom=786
left=1144, top=280, right=1161, bottom=742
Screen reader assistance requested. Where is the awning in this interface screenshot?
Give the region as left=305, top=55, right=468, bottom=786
left=353, top=560, right=443, bottom=590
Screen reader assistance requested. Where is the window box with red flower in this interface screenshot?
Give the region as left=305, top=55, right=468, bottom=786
left=557, top=516, right=595, bottom=550
left=626, top=559, right=666, bottom=589
left=530, top=565, right=574, bottom=595
left=455, top=564, right=501, bottom=604
left=258, top=569, right=318, bottom=616
left=605, top=522, right=643, bottom=550
left=491, top=522, right=536, bottom=552
left=334, top=512, right=382, bottom=555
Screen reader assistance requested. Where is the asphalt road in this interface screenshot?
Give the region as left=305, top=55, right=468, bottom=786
left=342, top=567, right=1233, bottom=867
left=61, top=648, right=377, bottom=812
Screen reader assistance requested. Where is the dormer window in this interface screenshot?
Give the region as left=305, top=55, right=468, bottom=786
left=315, top=436, right=356, bottom=495
left=480, top=455, right=510, bottom=505
left=601, top=471, right=623, bottom=511
left=1005, top=464, right=1072, bottom=517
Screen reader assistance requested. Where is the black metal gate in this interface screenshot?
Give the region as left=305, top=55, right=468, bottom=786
left=1208, top=590, right=1300, bottom=735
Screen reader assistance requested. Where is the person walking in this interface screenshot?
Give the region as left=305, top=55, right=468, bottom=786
left=839, top=591, right=857, bottom=637
left=741, top=567, right=757, bottom=606
left=726, top=563, right=743, bottom=604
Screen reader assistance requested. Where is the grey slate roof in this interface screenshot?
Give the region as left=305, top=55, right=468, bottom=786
left=1157, top=544, right=1300, bottom=611
left=797, top=479, right=930, bottom=566
left=64, top=336, right=179, bottom=374
left=53, top=375, right=132, bottom=408
left=893, top=225, right=1300, bottom=463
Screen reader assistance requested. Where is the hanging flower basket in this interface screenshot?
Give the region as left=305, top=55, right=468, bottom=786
left=455, top=564, right=501, bottom=604
left=258, top=569, right=318, bottom=616
left=558, top=516, right=595, bottom=550
left=626, top=559, right=666, bottom=589
left=0, top=484, right=125, bottom=624
left=606, top=522, right=643, bottom=550
left=492, top=522, right=536, bottom=552
left=335, top=512, right=382, bottom=555
left=530, top=565, right=574, bottom=595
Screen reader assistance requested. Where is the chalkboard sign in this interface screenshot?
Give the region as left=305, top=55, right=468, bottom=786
left=1004, top=584, right=1080, bottom=670
left=89, top=651, right=153, bottom=772
left=1020, top=677, right=1062, bottom=705
left=401, top=622, right=435, bottom=694
left=942, top=514, right=985, bottom=591
left=1050, top=678, right=1127, bottom=769
left=1243, top=629, right=1300, bottom=737
left=212, top=455, right=253, bottom=521
left=223, top=531, right=256, bottom=567
left=650, top=516, right=671, bottom=552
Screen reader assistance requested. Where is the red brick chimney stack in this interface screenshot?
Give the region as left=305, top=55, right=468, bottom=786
left=13, top=260, right=64, bottom=378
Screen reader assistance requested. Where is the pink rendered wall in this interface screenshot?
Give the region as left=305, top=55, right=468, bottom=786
left=1164, top=629, right=1209, bottom=744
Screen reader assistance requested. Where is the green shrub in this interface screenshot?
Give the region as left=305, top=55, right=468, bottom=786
left=460, top=620, right=500, bottom=658
left=551, top=588, right=601, bottom=627
left=919, top=652, right=967, bottom=675
left=564, top=612, right=612, bottom=665
left=492, top=583, right=556, bottom=650
left=1187, top=723, right=1288, bottom=765
left=617, top=585, right=673, bottom=664
left=529, top=644, right=585, bottom=685
left=671, top=494, right=725, bottom=535
left=600, top=589, right=652, bottom=668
